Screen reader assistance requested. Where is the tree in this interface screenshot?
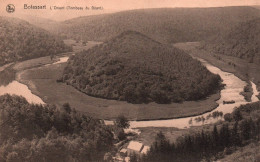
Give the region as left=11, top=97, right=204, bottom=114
left=104, top=152, right=112, bottom=162
left=154, top=131, right=171, bottom=153
left=6, top=152, right=19, bottom=162
left=231, top=122, right=241, bottom=146
left=224, top=113, right=233, bottom=122
left=219, top=124, right=230, bottom=147
left=62, top=103, right=71, bottom=114
left=0, top=94, right=114, bottom=162
left=114, top=128, right=126, bottom=141
left=130, top=152, right=138, bottom=162
left=212, top=125, right=219, bottom=148
left=114, top=115, right=130, bottom=129
left=240, top=119, right=251, bottom=140
left=50, top=54, right=54, bottom=60
left=233, top=109, right=243, bottom=122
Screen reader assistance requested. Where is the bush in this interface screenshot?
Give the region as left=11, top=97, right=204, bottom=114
left=224, top=113, right=233, bottom=122
left=233, top=109, right=243, bottom=121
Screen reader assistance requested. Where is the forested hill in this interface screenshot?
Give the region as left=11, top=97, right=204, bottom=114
left=202, top=18, right=260, bottom=64
left=61, top=31, right=221, bottom=104
left=8, top=14, right=62, bottom=33
left=59, top=6, right=260, bottom=43
left=0, top=17, right=71, bottom=65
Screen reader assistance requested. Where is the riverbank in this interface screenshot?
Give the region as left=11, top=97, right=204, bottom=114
left=3, top=41, right=257, bottom=123
left=13, top=50, right=221, bottom=120
left=18, top=61, right=220, bottom=120
left=174, top=42, right=260, bottom=99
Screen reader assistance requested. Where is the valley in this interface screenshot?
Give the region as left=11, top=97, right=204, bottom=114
left=1, top=40, right=259, bottom=123
left=10, top=48, right=220, bottom=120
left=1, top=39, right=259, bottom=162
left=1, top=5, right=260, bottom=162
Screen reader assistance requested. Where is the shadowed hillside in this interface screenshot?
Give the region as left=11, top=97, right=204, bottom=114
left=202, top=18, right=260, bottom=64
left=0, top=17, right=72, bottom=65
left=59, top=6, right=260, bottom=43
left=61, top=31, right=221, bottom=104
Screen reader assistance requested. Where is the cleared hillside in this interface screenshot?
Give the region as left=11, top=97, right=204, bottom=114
left=59, top=6, right=260, bottom=43
left=0, top=17, right=71, bottom=65
left=202, top=18, right=260, bottom=64
left=61, top=31, right=221, bottom=104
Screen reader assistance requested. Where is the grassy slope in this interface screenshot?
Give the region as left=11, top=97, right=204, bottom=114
left=136, top=122, right=222, bottom=146
left=59, top=6, right=260, bottom=43
left=219, top=142, right=260, bottom=162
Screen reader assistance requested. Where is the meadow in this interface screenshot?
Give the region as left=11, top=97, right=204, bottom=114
left=18, top=59, right=220, bottom=120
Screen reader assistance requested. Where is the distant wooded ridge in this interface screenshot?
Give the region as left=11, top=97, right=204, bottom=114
left=202, top=18, right=260, bottom=64
left=1, top=6, right=260, bottom=65
left=56, top=6, right=260, bottom=44
left=0, top=17, right=72, bottom=65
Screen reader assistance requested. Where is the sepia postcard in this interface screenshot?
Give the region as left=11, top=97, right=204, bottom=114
left=0, top=0, right=260, bottom=161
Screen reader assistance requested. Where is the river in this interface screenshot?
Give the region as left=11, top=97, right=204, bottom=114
left=129, top=58, right=258, bottom=129
left=0, top=57, right=69, bottom=104
left=0, top=56, right=259, bottom=129
left=0, top=80, right=44, bottom=104
left=251, top=81, right=260, bottom=102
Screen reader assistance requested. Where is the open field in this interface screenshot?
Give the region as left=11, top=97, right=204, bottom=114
left=134, top=127, right=188, bottom=146
left=63, top=39, right=102, bottom=52
left=135, top=122, right=222, bottom=146
left=13, top=55, right=59, bottom=71
left=18, top=58, right=220, bottom=120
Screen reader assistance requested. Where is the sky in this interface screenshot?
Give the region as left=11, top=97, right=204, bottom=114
left=0, top=0, right=259, bottom=21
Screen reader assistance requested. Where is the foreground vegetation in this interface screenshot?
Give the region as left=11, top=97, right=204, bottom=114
left=218, top=141, right=260, bottom=162
left=62, top=31, right=221, bottom=104
left=0, top=94, right=114, bottom=162
left=0, top=17, right=71, bottom=65
left=140, top=101, right=260, bottom=162
left=0, top=65, right=15, bottom=86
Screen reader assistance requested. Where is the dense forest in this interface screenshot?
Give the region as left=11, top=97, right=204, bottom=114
left=0, top=17, right=72, bottom=65
left=140, top=101, right=260, bottom=162
left=202, top=18, right=260, bottom=64
left=61, top=31, right=221, bottom=104
left=59, top=7, right=260, bottom=44
left=0, top=94, right=114, bottom=162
